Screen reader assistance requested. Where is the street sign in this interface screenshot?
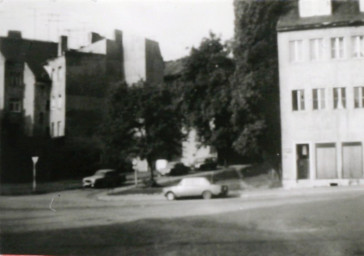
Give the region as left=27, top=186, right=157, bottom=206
left=32, top=156, right=39, bottom=164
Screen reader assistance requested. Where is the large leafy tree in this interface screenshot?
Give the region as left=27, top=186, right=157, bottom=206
left=231, top=0, right=291, bottom=162
left=180, top=33, right=235, bottom=164
left=98, top=82, right=183, bottom=183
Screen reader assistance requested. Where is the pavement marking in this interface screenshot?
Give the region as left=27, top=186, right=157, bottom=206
left=49, top=194, right=61, bottom=212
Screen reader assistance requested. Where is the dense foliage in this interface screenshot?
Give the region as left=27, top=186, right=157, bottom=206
left=98, top=82, right=183, bottom=181
left=231, top=0, right=291, bottom=161
left=179, top=33, right=236, bottom=164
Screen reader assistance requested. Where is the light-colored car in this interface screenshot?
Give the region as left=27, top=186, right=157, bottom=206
left=82, top=169, right=125, bottom=188
left=163, top=177, right=228, bottom=200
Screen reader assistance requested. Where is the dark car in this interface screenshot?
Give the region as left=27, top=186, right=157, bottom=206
left=158, top=161, right=190, bottom=176
left=194, top=157, right=218, bottom=171
left=82, top=169, right=126, bottom=188
left=169, top=162, right=190, bottom=176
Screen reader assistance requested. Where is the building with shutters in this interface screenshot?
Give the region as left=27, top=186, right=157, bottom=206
left=277, top=0, right=364, bottom=188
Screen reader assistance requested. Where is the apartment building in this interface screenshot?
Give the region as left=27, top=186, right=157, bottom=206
left=277, top=0, right=364, bottom=187
left=0, top=31, right=57, bottom=181
left=0, top=31, right=57, bottom=137
left=45, top=30, right=164, bottom=139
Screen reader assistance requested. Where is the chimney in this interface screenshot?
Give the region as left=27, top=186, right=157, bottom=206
left=114, top=29, right=122, bottom=43
left=89, top=32, right=104, bottom=44
left=360, top=0, right=364, bottom=12
left=58, top=36, right=68, bottom=56
left=7, top=30, right=22, bottom=39
left=299, top=0, right=331, bottom=18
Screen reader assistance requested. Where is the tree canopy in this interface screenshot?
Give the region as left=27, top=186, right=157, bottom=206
left=179, top=32, right=236, bottom=164
left=231, top=0, right=291, bottom=161
left=98, top=82, right=184, bottom=181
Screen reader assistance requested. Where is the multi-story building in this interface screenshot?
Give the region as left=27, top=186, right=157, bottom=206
left=45, top=30, right=164, bottom=139
left=277, top=0, right=364, bottom=188
left=0, top=31, right=58, bottom=181
left=0, top=29, right=165, bottom=181
left=0, top=31, right=57, bottom=137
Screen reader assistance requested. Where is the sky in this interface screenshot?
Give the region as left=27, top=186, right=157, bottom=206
left=0, top=0, right=234, bottom=61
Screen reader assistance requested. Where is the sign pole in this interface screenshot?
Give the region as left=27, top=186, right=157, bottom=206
left=132, top=159, right=138, bottom=186
left=134, top=169, right=138, bottom=186
left=32, top=156, right=39, bottom=192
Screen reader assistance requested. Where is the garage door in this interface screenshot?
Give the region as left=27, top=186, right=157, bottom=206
left=342, top=143, right=363, bottom=179
left=316, top=143, right=337, bottom=179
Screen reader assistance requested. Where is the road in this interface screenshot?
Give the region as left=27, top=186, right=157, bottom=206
left=1, top=186, right=364, bottom=255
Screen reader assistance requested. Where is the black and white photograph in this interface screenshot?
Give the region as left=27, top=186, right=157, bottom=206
left=1, top=0, right=364, bottom=255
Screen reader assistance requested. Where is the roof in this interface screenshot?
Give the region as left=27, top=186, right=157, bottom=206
left=277, top=0, right=364, bottom=32
left=164, top=58, right=187, bottom=78
left=0, top=36, right=58, bottom=82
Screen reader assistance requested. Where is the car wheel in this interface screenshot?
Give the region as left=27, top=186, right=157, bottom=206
left=166, top=192, right=176, bottom=201
left=202, top=191, right=212, bottom=200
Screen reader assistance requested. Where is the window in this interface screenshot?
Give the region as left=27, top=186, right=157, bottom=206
left=354, top=87, right=364, bottom=108
left=310, top=38, right=324, bottom=61
left=9, top=71, right=23, bottom=86
left=352, top=36, right=364, bottom=58
left=57, top=94, right=62, bottom=109
left=333, top=88, right=346, bottom=109
left=292, top=90, right=305, bottom=111
left=331, top=37, right=344, bottom=59
left=57, top=66, right=62, bottom=81
left=46, top=100, right=50, bottom=111
left=57, top=121, right=61, bottom=136
left=289, top=40, right=303, bottom=62
left=51, top=96, right=56, bottom=110
left=39, top=112, right=44, bottom=124
left=51, top=122, right=55, bottom=137
left=9, top=99, right=22, bottom=112
left=312, top=88, right=326, bottom=110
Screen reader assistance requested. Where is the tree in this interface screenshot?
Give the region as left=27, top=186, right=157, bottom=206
left=179, top=32, right=236, bottom=165
left=98, top=81, right=184, bottom=184
left=231, top=0, right=291, bottom=162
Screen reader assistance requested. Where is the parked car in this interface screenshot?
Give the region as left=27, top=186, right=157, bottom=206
left=163, top=177, right=228, bottom=200
left=194, top=157, right=218, bottom=171
left=158, top=161, right=190, bottom=176
left=82, top=169, right=126, bottom=188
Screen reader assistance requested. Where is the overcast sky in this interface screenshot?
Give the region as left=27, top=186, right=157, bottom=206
left=0, top=0, right=234, bottom=61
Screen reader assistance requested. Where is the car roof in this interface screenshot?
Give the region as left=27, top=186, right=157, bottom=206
left=181, top=177, right=208, bottom=181
left=95, top=169, right=115, bottom=174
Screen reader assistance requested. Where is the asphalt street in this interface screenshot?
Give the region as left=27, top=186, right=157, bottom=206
left=1, top=186, right=364, bottom=255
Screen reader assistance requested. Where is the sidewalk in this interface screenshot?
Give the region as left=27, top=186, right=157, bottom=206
left=239, top=184, right=364, bottom=200
left=98, top=183, right=364, bottom=201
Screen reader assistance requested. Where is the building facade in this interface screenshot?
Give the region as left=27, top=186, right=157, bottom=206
left=278, top=0, right=364, bottom=188
left=0, top=31, right=57, bottom=181
left=45, top=30, right=164, bottom=139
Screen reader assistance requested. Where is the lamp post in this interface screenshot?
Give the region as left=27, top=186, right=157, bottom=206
left=31, top=156, right=39, bottom=192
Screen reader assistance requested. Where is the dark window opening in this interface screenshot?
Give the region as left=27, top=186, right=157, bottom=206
left=297, top=144, right=309, bottom=179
